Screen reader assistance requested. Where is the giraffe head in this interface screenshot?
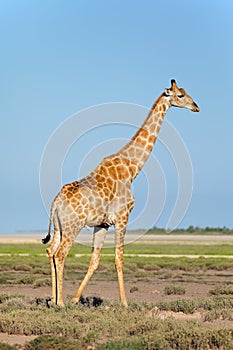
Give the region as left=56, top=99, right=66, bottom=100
left=163, top=79, right=200, bottom=112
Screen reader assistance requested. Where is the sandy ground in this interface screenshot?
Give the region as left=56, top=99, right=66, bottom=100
left=0, top=333, right=36, bottom=347
left=0, top=279, right=214, bottom=304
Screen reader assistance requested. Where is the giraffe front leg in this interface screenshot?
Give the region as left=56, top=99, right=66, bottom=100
left=115, top=220, right=128, bottom=308
left=72, top=225, right=108, bottom=304
left=115, top=244, right=127, bottom=307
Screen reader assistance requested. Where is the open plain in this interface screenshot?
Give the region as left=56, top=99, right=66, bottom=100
left=0, top=232, right=233, bottom=349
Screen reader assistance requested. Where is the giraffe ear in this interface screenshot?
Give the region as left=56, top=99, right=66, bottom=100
left=163, top=88, right=172, bottom=97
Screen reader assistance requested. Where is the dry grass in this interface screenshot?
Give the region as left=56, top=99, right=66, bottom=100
left=0, top=295, right=233, bottom=349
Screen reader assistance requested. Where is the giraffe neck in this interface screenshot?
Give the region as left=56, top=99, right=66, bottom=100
left=118, top=94, right=170, bottom=179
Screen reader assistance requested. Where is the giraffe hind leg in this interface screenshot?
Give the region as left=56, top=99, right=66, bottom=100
left=46, top=225, right=61, bottom=304
left=72, top=225, right=108, bottom=304
left=115, top=217, right=129, bottom=308
left=51, top=219, right=84, bottom=306
left=53, top=233, right=75, bottom=306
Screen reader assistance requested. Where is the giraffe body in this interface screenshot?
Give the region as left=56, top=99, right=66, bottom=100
left=43, top=80, right=199, bottom=306
left=50, top=153, right=135, bottom=233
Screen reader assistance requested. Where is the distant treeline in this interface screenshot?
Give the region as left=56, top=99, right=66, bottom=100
left=148, top=226, right=233, bottom=234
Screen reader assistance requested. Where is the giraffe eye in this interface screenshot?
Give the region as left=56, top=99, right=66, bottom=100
left=178, top=94, right=184, bottom=98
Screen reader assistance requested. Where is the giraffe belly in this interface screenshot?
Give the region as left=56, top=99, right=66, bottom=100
left=86, top=211, right=116, bottom=227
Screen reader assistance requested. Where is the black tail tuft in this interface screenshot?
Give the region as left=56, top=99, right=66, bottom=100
left=42, top=233, right=51, bottom=244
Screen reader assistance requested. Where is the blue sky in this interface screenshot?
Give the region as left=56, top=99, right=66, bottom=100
left=0, top=0, right=233, bottom=234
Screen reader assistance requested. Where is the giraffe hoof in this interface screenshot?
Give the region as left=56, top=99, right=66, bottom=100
left=121, top=301, right=128, bottom=308
left=56, top=301, right=65, bottom=307
left=71, top=297, right=80, bottom=304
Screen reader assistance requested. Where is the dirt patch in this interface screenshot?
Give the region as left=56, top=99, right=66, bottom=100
left=148, top=307, right=202, bottom=320
left=0, top=270, right=231, bottom=303
left=0, top=333, right=36, bottom=347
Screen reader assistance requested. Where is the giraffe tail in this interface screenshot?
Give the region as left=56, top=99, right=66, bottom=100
left=42, top=200, right=57, bottom=244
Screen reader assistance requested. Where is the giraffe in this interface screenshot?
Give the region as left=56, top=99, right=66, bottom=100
left=42, top=79, right=199, bottom=307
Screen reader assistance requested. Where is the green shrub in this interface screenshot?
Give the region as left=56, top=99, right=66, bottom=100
left=0, top=343, right=18, bottom=350
left=157, top=299, right=197, bottom=314
left=33, top=278, right=51, bottom=288
left=164, top=285, right=186, bottom=295
left=24, top=335, right=83, bottom=350
left=209, top=286, right=233, bottom=296
left=204, top=309, right=233, bottom=322
left=99, top=337, right=146, bottom=350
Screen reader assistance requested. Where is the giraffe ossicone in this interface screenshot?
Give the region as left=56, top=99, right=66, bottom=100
left=42, top=79, right=199, bottom=307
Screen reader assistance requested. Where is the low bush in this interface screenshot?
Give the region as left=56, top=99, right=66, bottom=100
left=24, top=335, right=82, bottom=350
left=164, top=285, right=186, bottom=295
left=0, top=295, right=232, bottom=349
left=209, top=285, right=233, bottom=296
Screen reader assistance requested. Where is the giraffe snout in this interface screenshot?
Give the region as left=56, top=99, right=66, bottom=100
left=192, top=101, right=200, bottom=112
